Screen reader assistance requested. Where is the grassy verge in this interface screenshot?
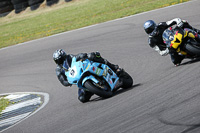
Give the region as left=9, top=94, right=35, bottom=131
left=0, top=0, right=189, bottom=48
left=0, top=97, right=9, bottom=114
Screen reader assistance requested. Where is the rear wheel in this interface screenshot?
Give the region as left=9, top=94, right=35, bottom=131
left=84, top=80, right=113, bottom=98
left=120, top=71, right=133, bottom=89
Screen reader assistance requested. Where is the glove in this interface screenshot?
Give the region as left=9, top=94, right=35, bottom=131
left=153, top=46, right=169, bottom=56
left=160, top=48, right=169, bottom=56
left=177, top=18, right=184, bottom=27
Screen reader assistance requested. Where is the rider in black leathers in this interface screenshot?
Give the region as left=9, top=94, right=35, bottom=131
left=53, top=49, right=121, bottom=103
left=144, top=18, right=200, bottom=66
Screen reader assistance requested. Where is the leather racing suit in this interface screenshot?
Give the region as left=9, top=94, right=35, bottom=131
left=148, top=18, right=200, bottom=65
left=55, top=52, right=119, bottom=103
left=167, top=27, right=200, bottom=65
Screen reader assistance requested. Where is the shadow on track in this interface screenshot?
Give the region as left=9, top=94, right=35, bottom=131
left=181, top=57, right=200, bottom=66
left=89, top=83, right=142, bottom=102
left=158, top=117, right=200, bottom=133
left=113, top=83, right=142, bottom=96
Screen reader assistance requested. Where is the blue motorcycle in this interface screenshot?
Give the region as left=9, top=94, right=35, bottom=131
left=63, top=57, right=133, bottom=98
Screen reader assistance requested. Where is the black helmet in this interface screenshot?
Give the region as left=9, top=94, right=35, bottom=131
left=144, top=20, right=156, bottom=34
left=53, top=49, right=67, bottom=65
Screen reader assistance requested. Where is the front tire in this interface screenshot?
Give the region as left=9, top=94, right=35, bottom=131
left=185, top=42, right=200, bottom=56
left=84, top=80, right=113, bottom=98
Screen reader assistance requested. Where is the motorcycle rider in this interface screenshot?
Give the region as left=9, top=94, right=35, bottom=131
left=162, top=27, right=200, bottom=65
left=143, top=18, right=200, bottom=66
left=53, top=49, right=122, bottom=103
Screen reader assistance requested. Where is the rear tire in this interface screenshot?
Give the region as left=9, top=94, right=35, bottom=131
left=120, top=71, right=133, bottom=89
left=84, top=80, right=113, bottom=98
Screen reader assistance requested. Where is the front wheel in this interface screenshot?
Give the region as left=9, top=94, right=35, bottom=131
left=185, top=41, right=200, bottom=56
left=84, top=80, right=113, bottom=98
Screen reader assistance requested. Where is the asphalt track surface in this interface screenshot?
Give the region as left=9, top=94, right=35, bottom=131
left=1, top=0, right=200, bottom=132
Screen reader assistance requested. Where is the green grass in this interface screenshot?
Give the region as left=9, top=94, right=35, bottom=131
left=0, top=0, right=189, bottom=48
left=0, top=97, right=9, bottom=114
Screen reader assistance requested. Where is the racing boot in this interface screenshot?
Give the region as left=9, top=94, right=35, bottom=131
left=116, top=68, right=125, bottom=77
left=193, top=28, right=200, bottom=34
left=92, top=51, right=123, bottom=75
left=78, top=89, right=93, bottom=103
left=106, top=62, right=124, bottom=77
left=194, top=33, right=200, bottom=43
left=183, top=21, right=200, bottom=34
left=104, top=60, right=120, bottom=73
left=173, top=55, right=185, bottom=66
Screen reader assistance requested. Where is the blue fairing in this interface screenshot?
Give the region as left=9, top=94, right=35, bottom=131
left=65, top=57, right=119, bottom=91
left=82, top=75, right=99, bottom=85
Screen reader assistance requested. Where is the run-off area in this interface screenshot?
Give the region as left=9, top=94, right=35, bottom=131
left=0, top=92, right=49, bottom=132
